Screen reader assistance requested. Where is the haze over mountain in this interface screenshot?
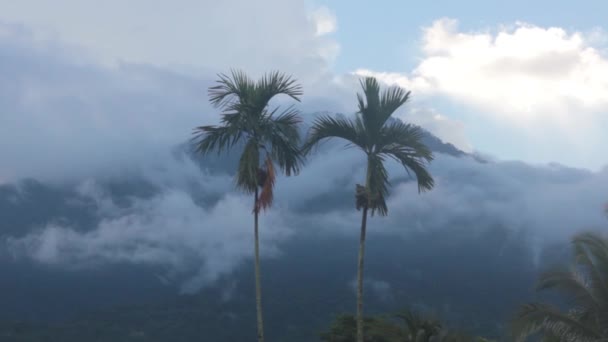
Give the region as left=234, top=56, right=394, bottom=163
left=1, top=124, right=607, bottom=340
left=2, top=1, right=608, bottom=340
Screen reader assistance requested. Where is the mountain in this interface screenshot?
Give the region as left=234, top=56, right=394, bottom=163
left=0, top=118, right=565, bottom=341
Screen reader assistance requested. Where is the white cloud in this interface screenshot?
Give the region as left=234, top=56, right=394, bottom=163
left=4, top=4, right=608, bottom=293
left=6, top=140, right=608, bottom=291
left=402, top=108, right=473, bottom=153
left=0, top=0, right=339, bottom=81
left=299, top=152, right=608, bottom=246
left=416, top=19, right=608, bottom=121
left=356, top=18, right=608, bottom=169
left=7, top=180, right=293, bottom=294
left=358, top=18, right=608, bottom=123
left=0, top=20, right=345, bottom=184
left=311, top=6, right=337, bottom=36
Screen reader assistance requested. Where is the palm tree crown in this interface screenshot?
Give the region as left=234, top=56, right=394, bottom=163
left=302, top=76, right=434, bottom=215
left=512, top=231, right=608, bottom=342
left=193, top=69, right=304, bottom=211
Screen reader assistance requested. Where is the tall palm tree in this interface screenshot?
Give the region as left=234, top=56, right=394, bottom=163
left=302, top=77, right=435, bottom=342
left=512, top=231, right=608, bottom=342
left=192, top=70, right=304, bottom=342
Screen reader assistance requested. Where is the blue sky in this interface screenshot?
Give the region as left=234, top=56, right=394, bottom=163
left=320, top=0, right=607, bottom=73
left=1, top=0, right=608, bottom=177
left=315, top=0, right=608, bottom=169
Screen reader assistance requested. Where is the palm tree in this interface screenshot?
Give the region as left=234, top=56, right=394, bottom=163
left=512, top=231, right=608, bottom=342
left=192, top=70, right=304, bottom=342
left=302, top=76, right=435, bottom=342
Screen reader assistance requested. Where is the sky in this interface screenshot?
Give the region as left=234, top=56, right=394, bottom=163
left=3, top=0, right=608, bottom=291
left=1, top=0, right=607, bottom=174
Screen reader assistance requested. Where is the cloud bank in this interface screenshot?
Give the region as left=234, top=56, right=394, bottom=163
left=357, top=18, right=608, bottom=169
left=5, top=148, right=608, bottom=292
left=1, top=9, right=608, bottom=294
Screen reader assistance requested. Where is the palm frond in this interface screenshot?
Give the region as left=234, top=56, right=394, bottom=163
left=256, top=71, right=303, bottom=106
left=380, top=145, right=434, bottom=193
left=366, top=153, right=389, bottom=216
left=572, top=232, right=608, bottom=304
left=537, top=268, right=600, bottom=310
left=192, top=124, right=244, bottom=156
left=260, top=106, right=304, bottom=176
left=356, top=76, right=411, bottom=138
left=236, top=138, right=260, bottom=194
left=376, top=121, right=430, bottom=156
left=379, top=85, right=411, bottom=127
left=357, top=77, right=382, bottom=136
left=357, top=77, right=382, bottom=140
left=377, top=121, right=434, bottom=193
left=302, top=115, right=368, bottom=155
left=512, top=303, right=601, bottom=342
left=208, top=69, right=255, bottom=109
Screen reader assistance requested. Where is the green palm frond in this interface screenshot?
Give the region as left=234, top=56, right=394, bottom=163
left=192, top=124, right=244, bottom=156
left=379, top=85, right=411, bottom=127
left=208, top=69, right=255, bottom=110
left=357, top=77, right=382, bottom=134
left=378, top=122, right=434, bottom=193
left=573, top=232, right=608, bottom=299
left=366, top=153, right=389, bottom=216
left=260, top=107, right=304, bottom=177
left=537, top=268, right=600, bottom=310
left=302, top=114, right=367, bottom=154
left=512, top=303, right=601, bottom=342
left=512, top=232, right=608, bottom=342
left=257, top=71, right=303, bottom=105
left=381, top=144, right=434, bottom=193
left=236, top=138, right=260, bottom=193
left=376, top=120, right=429, bottom=154
left=357, top=76, right=411, bottom=139
left=572, top=232, right=608, bottom=330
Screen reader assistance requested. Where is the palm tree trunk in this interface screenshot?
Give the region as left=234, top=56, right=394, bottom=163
left=356, top=205, right=369, bottom=342
left=254, top=188, right=265, bottom=342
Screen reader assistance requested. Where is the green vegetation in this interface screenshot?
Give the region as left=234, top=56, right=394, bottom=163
left=512, top=231, right=608, bottom=341
left=303, top=76, right=435, bottom=342
left=320, top=310, right=493, bottom=342
left=192, top=70, right=305, bottom=342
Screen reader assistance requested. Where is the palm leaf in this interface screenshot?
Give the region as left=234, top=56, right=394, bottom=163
left=236, top=138, right=260, bottom=194
left=365, top=153, right=389, bottom=216
left=377, top=121, right=434, bottom=193
left=379, top=85, right=411, bottom=128
left=357, top=76, right=411, bottom=140
left=257, top=71, right=303, bottom=105
left=260, top=106, right=304, bottom=176
left=357, top=77, right=382, bottom=136
left=512, top=303, right=601, bottom=342
left=573, top=232, right=608, bottom=299
left=208, top=69, right=255, bottom=110
left=512, top=232, right=608, bottom=341
left=537, top=268, right=600, bottom=310
left=192, top=124, right=244, bottom=156
left=302, top=115, right=368, bottom=154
